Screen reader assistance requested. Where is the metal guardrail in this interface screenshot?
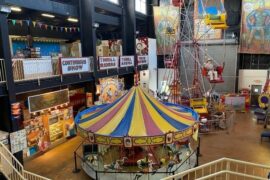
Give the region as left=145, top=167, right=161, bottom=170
left=0, top=59, right=6, bottom=83
left=0, top=142, right=51, bottom=180
left=162, top=158, right=270, bottom=180
left=73, top=138, right=199, bottom=180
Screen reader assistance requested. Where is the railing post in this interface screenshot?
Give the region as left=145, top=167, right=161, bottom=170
left=73, top=152, right=81, bottom=173
left=95, top=170, right=98, bottom=180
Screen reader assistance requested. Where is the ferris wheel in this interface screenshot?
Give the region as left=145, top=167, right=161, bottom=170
left=156, top=0, right=228, bottom=104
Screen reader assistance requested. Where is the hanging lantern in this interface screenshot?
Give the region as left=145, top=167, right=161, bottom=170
left=96, top=84, right=101, bottom=95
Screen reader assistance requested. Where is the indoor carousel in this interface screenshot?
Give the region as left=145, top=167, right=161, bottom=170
left=74, top=86, right=199, bottom=180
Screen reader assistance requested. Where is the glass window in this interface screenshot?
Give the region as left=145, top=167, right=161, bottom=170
left=104, top=0, right=119, bottom=4
left=136, top=0, right=147, bottom=14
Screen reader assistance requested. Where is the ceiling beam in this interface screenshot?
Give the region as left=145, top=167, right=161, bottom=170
left=94, top=0, right=122, bottom=15
left=4, top=0, right=78, bottom=17
left=94, top=13, right=120, bottom=26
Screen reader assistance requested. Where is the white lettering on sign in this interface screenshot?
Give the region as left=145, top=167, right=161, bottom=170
left=61, top=57, right=90, bottom=74
left=99, top=56, right=119, bottom=70
left=120, top=56, right=134, bottom=67
left=137, top=55, right=149, bottom=65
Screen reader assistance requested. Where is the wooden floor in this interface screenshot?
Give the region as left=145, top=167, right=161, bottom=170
left=24, top=112, right=270, bottom=179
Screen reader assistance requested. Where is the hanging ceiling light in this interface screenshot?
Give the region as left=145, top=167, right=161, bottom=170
left=67, top=17, right=78, bottom=23
left=41, top=13, right=55, bottom=18
left=10, top=6, right=22, bottom=12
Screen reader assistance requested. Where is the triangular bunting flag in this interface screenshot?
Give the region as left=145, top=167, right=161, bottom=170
left=65, top=27, right=68, bottom=32
left=26, top=20, right=30, bottom=26
left=192, top=124, right=199, bottom=142
left=45, top=24, right=48, bottom=30
left=50, top=25, right=54, bottom=30
left=77, top=27, right=80, bottom=32
left=38, top=22, right=43, bottom=28
left=73, top=27, right=76, bottom=32
left=32, top=21, right=36, bottom=27
left=12, top=19, right=16, bottom=26
left=69, top=27, right=72, bottom=32
left=18, top=20, right=23, bottom=26
left=60, top=27, right=63, bottom=32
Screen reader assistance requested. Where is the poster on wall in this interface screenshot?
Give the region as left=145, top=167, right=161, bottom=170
left=99, top=56, right=119, bottom=70
left=10, top=129, right=27, bottom=154
left=61, top=57, right=91, bottom=74
left=136, top=37, right=149, bottom=55
left=240, top=0, right=270, bottom=54
left=154, top=6, right=179, bottom=55
left=28, top=89, right=69, bottom=113
left=99, top=77, right=125, bottom=103
left=194, top=0, right=223, bottom=39
left=138, top=55, right=149, bottom=66
left=120, top=56, right=134, bottom=67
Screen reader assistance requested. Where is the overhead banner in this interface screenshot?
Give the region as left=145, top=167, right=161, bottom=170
left=194, top=0, right=223, bottom=40
left=154, top=6, right=179, bottom=55
left=120, top=56, right=134, bottom=67
left=138, top=55, right=149, bottom=66
left=28, top=89, right=69, bottom=113
left=61, top=57, right=91, bottom=74
left=99, top=56, right=119, bottom=70
left=240, top=0, right=270, bottom=54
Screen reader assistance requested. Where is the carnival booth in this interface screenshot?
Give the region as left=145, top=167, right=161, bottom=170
left=74, top=86, right=199, bottom=180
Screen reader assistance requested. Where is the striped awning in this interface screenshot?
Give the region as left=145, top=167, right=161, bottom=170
left=75, top=86, right=199, bottom=146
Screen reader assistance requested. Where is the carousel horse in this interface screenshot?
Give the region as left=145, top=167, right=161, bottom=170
left=137, top=153, right=153, bottom=169
left=104, top=157, right=128, bottom=171
left=167, top=151, right=182, bottom=174
left=87, top=155, right=98, bottom=167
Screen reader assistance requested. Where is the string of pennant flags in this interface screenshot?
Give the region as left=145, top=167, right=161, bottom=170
left=8, top=19, right=80, bottom=33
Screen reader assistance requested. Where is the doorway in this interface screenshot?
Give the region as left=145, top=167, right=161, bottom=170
left=250, top=85, right=262, bottom=107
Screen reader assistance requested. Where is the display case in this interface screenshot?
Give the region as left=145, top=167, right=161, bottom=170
left=48, top=114, right=64, bottom=143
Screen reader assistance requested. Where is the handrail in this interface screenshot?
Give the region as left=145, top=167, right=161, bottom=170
left=196, top=170, right=267, bottom=180
left=0, top=141, right=51, bottom=180
left=0, top=150, right=25, bottom=179
left=162, top=157, right=270, bottom=180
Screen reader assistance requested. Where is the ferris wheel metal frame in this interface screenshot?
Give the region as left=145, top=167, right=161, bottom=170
left=158, top=0, right=228, bottom=104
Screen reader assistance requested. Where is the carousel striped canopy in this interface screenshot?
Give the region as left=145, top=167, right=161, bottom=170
left=75, top=86, right=198, bottom=141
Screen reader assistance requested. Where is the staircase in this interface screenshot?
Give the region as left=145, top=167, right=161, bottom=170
left=162, top=158, right=270, bottom=180
left=0, top=142, right=51, bottom=180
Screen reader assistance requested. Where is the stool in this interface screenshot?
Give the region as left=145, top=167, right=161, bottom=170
left=256, top=114, right=266, bottom=124
left=261, top=131, right=270, bottom=142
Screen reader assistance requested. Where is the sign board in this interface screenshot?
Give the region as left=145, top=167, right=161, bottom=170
left=28, top=89, right=69, bottom=113
left=10, top=129, right=27, bottom=154
left=120, top=56, right=134, bottom=67
left=138, top=55, right=149, bottom=66
left=61, top=57, right=91, bottom=74
left=99, top=56, right=119, bottom=70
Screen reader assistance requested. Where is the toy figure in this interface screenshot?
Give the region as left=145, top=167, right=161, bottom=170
left=204, top=58, right=218, bottom=81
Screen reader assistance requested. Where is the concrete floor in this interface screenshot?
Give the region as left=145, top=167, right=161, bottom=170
left=24, top=112, right=270, bottom=179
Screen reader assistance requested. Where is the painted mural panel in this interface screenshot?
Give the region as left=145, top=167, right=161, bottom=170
left=194, top=0, right=223, bottom=39
left=153, top=6, right=179, bottom=55
left=240, top=0, right=270, bottom=54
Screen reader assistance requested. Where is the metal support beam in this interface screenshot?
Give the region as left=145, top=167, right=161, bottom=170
left=122, top=0, right=136, bottom=55
left=147, top=0, right=156, bottom=38
left=4, top=0, right=78, bottom=17
left=94, top=0, right=122, bottom=15
left=79, top=0, right=97, bottom=72
left=121, top=0, right=136, bottom=87
left=94, top=13, right=120, bottom=26
left=0, top=9, right=23, bottom=163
